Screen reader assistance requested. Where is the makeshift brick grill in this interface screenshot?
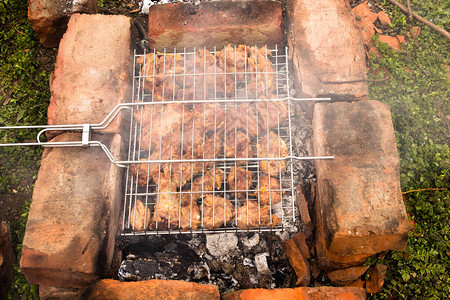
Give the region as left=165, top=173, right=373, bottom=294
left=121, top=45, right=332, bottom=235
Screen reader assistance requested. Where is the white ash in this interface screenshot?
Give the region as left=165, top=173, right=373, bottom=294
left=254, top=253, right=271, bottom=275
left=206, top=233, right=238, bottom=258
left=241, top=233, right=259, bottom=249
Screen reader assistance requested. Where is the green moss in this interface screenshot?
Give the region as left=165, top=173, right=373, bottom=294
left=368, top=1, right=449, bottom=299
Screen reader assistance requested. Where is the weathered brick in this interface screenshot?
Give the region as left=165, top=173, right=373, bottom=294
left=326, top=265, right=370, bottom=285
left=283, top=237, right=310, bottom=286
left=28, top=0, right=97, bottom=48
left=366, top=264, right=388, bottom=294
left=87, top=279, right=220, bottom=299
left=223, top=286, right=366, bottom=300
left=39, top=285, right=83, bottom=299
left=312, top=100, right=409, bottom=269
left=286, top=0, right=368, bottom=99
left=47, top=14, right=131, bottom=137
left=20, top=133, right=124, bottom=288
left=147, top=0, right=283, bottom=51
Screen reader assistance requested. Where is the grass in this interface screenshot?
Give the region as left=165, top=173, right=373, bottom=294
left=367, top=0, right=449, bottom=298
left=0, top=0, right=49, bottom=298
left=0, top=0, right=448, bottom=298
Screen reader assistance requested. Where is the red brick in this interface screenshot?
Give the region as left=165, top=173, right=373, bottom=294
left=20, top=133, right=124, bottom=288
left=312, top=101, right=409, bottom=269
left=87, top=279, right=220, bottom=299
left=283, top=237, right=310, bottom=286
left=326, top=265, right=370, bottom=285
left=47, top=14, right=131, bottom=137
left=223, top=286, right=366, bottom=300
left=147, top=0, right=283, bottom=51
left=366, top=264, right=388, bottom=294
left=286, top=0, right=368, bottom=100
left=39, top=285, right=83, bottom=299
left=28, top=0, right=97, bottom=47
left=296, top=185, right=314, bottom=236
left=378, top=35, right=402, bottom=51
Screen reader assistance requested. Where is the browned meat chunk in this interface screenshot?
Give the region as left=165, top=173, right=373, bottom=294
left=162, top=153, right=203, bottom=189
left=235, top=201, right=281, bottom=230
left=216, top=45, right=248, bottom=81
left=258, top=131, right=288, bottom=176
left=227, top=166, right=253, bottom=199
left=129, top=161, right=156, bottom=187
left=201, top=195, right=234, bottom=229
left=256, top=100, right=289, bottom=131
left=246, top=46, right=275, bottom=97
left=129, top=199, right=151, bottom=231
left=151, top=176, right=180, bottom=230
left=225, top=131, right=253, bottom=163
left=225, top=103, right=263, bottom=137
left=256, top=176, right=282, bottom=205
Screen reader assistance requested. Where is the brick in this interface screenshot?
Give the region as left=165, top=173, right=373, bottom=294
left=326, top=265, right=370, bottom=285
left=20, top=133, right=124, bottom=288
left=0, top=222, right=14, bottom=299
left=366, top=264, right=387, bottom=294
left=312, top=100, right=409, bottom=269
left=286, top=0, right=368, bottom=99
left=223, top=286, right=366, bottom=300
left=28, top=0, right=97, bottom=48
left=291, top=232, right=311, bottom=259
left=378, top=35, right=402, bottom=51
left=147, top=0, right=283, bottom=51
left=39, top=285, right=83, bottom=299
left=283, top=237, right=310, bottom=286
left=47, top=14, right=131, bottom=137
left=87, top=279, right=220, bottom=299
left=296, top=185, right=313, bottom=236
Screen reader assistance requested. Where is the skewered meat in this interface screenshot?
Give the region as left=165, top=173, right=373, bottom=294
left=201, top=195, right=234, bottom=229
left=256, top=100, right=289, bottom=131
left=225, top=103, right=263, bottom=137
left=258, top=131, right=288, bottom=176
left=130, top=199, right=151, bottom=231
left=256, top=176, right=282, bottom=205
left=216, top=45, right=247, bottom=81
left=246, top=46, right=275, bottom=97
left=225, top=131, right=253, bottom=163
left=227, top=166, right=253, bottom=199
left=235, top=201, right=281, bottom=230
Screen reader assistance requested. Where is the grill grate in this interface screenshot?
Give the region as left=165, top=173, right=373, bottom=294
left=119, top=45, right=314, bottom=235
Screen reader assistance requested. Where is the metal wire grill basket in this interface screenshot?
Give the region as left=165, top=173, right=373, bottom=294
left=121, top=45, right=326, bottom=235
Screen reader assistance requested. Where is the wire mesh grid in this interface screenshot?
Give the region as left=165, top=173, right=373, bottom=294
left=122, top=45, right=298, bottom=235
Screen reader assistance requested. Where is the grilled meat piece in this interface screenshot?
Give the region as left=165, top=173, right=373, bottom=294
left=201, top=195, right=234, bottom=229
left=256, top=100, right=289, bottom=131
left=225, top=131, right=253, bottom=163
left=257, top=176, right=282, bottom=205
left=216, top=45, right=248, bottom=81
left=151, top=176, right=180, bottom=230
left=227, top=166, right=253, bottom=199
left=225, top=103, right=263, bottom=137
left=179, top=203, right=202, bottom=230
left=135, top=103, right=186, bottom=151
left=258, top=131, right=288, bottom=176
left=129, top=199, right=151, bottom=231
left=247, top=46, right=275, bottom=97
left=129, top=161, right=156, bottom=187
left=191, top=167, right=225, bottom=193
left=161, top=152, right=204, bottom=189
left=235, top=201, right=281, bottom=230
